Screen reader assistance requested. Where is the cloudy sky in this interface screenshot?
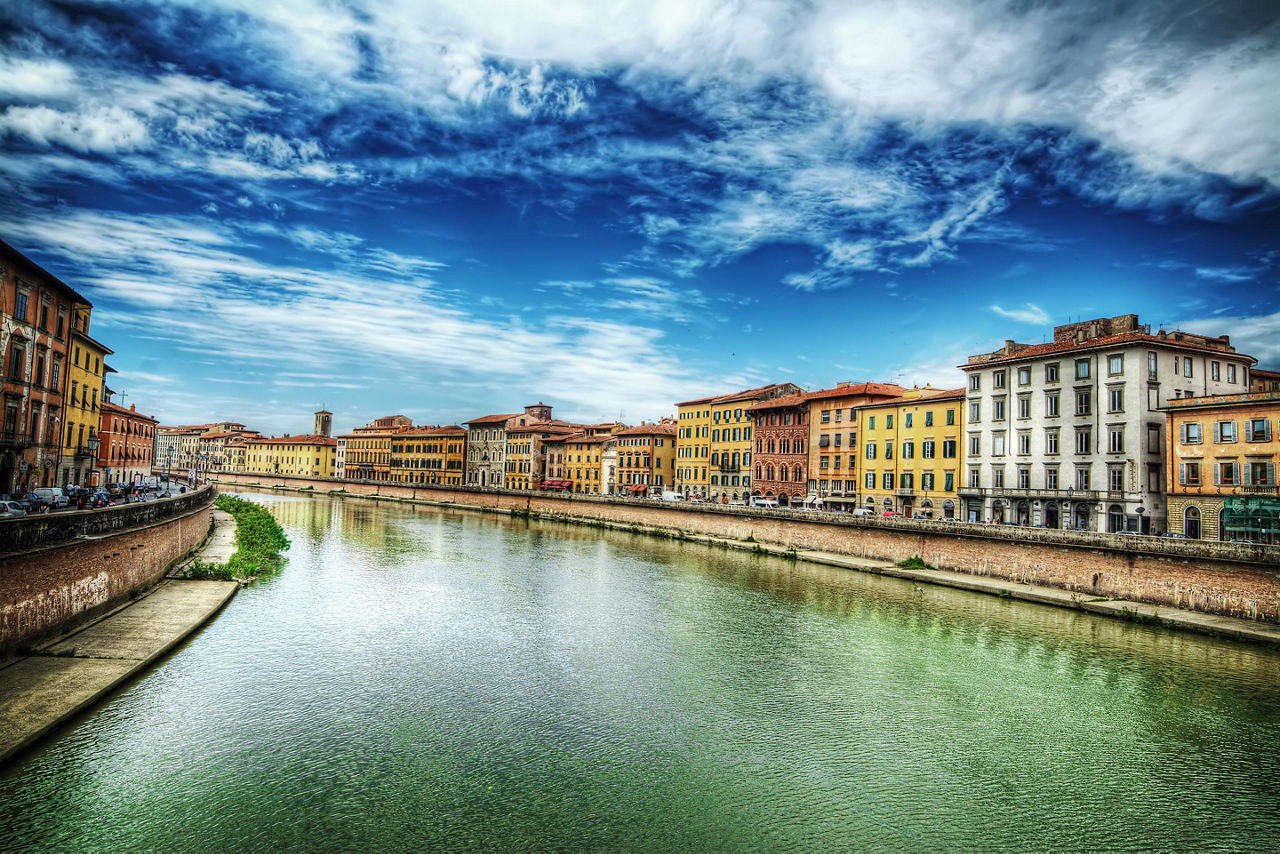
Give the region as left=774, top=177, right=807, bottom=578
left=2, top=0, right=1277, bottom=435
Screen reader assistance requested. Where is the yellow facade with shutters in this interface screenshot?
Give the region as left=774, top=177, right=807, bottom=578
left=857, top=387, right=964, bottom=518
left=245, top=435, right=336, bottom=478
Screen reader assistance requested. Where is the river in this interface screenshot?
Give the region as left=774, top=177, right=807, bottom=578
left=2, top=490, right=1278, bottom=851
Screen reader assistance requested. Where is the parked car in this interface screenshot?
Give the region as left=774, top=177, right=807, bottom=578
left=0, top=500, right=27, bottom=517
left=32, top=487, right=68, bottom=508
left=851, top=508, right=874, bottom=517
left=1160, top=532, right=1187, bottom=539
left=89, top=490, right=112, bottom=508
left=108, top=483, right=125, bottom=498
left=18, top=492, right=45, bottom=512
left=883, top=510, right=903, bottom=518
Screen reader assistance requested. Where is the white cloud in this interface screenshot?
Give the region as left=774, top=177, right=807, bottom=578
left=1, top=104, right=151, bottom=152
left=1173, top=311, right=1280, bottom=368
left=990, top=303, right=1050, bottom=325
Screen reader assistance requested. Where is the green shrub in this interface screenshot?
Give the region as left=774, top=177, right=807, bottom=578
left=204, top=494, right=291, bottom=580
left=896, top=556, right=933, bottom=570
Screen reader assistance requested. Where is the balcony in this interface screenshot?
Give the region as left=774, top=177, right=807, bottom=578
left=894, top=488, right=915, bottom=497
left=957, top=487, right=1102, bottom=501
left=717, top=462, right=740, bottom=473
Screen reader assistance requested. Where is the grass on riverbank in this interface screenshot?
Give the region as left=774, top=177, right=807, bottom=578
left=188, top=495, right=291, bottom=581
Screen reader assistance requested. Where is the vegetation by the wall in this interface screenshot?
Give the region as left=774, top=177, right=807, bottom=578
left=188, top=495, right=290, bottom=581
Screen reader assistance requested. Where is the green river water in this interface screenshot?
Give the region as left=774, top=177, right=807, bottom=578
left=2, top=490, right=1278, bottom=852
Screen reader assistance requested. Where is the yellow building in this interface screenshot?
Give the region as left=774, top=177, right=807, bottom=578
left=564, top=433, right=609, bottom=493
left=676, top=383, right=798, bottom=501
left=245, top=433, right=337, bottom=478
left=804, top=381, right=904, bottom=510
left=340, top=415, right=413, bottom=480
left=615, top=422, right=677, bottom=496
left=61, top=302, right=113, bottom=487
left=506, top=422, right=578, bottom=490
left=858, top=386, right=964, bottom=518
left=389, top=426, right=467, bottom=485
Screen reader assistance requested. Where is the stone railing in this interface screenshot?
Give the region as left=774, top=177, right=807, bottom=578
left=0, top=486, right=215, bottom=555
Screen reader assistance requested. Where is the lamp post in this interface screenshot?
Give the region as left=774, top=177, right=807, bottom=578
left=1064, top=486, right=1074, bottom=530
left=1135, top=505, right=1146, bottom=535
left=85, top=434, right=100, bottom=494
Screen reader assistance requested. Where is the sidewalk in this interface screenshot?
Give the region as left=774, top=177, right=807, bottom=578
left=0, top=509, right=239, bottom=766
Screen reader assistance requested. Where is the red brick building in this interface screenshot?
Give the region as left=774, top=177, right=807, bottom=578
left=98, top=400, right=158, bottom=487
left=748, top=392, right=813, bottom=506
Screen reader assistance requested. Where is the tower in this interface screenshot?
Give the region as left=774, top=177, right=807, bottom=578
left=314, top=410, right=332, bottom=438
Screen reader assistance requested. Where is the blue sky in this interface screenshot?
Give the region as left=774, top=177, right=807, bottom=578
left=1, top=0, right=1277, bottom=436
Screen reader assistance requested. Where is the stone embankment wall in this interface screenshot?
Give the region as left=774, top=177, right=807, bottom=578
left=214, top=474, right=1280, bottom=624
left=0, top=487, right=215, bottom=656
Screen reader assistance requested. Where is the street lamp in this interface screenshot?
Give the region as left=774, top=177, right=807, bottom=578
left=1135, top=505, right=1146, bottom=535
left=86, top=434, right=100, bottom=491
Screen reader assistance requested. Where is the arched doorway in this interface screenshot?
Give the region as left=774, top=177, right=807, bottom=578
left=1073, top=503, right=1090, bottom=530
left=991, top=500, right=1005, bottom=524
left=920, top=498, right=933, bottom=519
left=1107, top=504, right=1124, bottom=533
left=1044, top=503, right=1059, bottom=529
left=942, top=499, right=955, bottom=520
left=1182, top=506, right=1201, bottom=538
left=778, top=493, right=790, bottom=507
left=1016, top=500, right=1030, bottom=526
left=1218, top=511, right=1226, bottom=542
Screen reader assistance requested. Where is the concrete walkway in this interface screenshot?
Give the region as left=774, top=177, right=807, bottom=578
left=0, top=509, right=240, bottom=766
left=687, top=533, right=1280, bottom=646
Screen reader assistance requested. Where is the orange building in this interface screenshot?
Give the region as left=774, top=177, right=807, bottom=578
left=1165, top=391, right=1280, bottom=543
left=340, top=414, right=414, bottom=481
left=804, top=381, right=905, bottom=510
left=389, top=426, right=467, bottom=485
left=1, top=239, right=84, bottom=494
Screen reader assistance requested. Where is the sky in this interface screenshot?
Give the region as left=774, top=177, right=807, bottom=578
left=1, top=0, right=1277, bottom=436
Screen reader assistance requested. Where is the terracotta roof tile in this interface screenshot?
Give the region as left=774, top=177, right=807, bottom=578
left=961, top=330, right=1255, bottom=369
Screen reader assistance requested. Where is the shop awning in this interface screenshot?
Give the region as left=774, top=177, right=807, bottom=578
left=628, top=484, right=648, bottom=494
left=538, top=480, right=573, bottom=491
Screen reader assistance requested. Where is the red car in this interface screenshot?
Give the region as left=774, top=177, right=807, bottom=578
left=882, top=510, right=903, bottom=518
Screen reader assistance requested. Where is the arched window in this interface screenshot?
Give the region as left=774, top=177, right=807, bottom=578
left=766, top=465, right=775, bottom=480
left=1108, top=504, right=1124, bottom=533
left=1184, top=506, right=1201, bottom=539
left=794, top=465, right=803, bottom=482
left=779, top=467, right=788, bottom=482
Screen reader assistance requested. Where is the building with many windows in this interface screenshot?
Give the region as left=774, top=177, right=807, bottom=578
left=61, top=303, right=113, bottom=488
left=464, top=403, right=553, bottom=489
left=98, top=400, right=158, bottom=487
left=506, top=420, right=578, bottom=491
left=748, top=392, right=812, bottom=506
left=614, top=421, right=676, bottom=496
left=858, top=386, right=964, bottom=519
left=340, top=414, right=414, bottom=481
left=675, top=383, right=798, bottom=502
left=1164, top=391, right=1279, bottom=543
left=244, top=434, right=337, bottom=478
left=389, top=426, right=466, bottom=485
left=959, top=315, right=1255, bottom=532
left=804, top=381, right=904, bottom=510
left=0, top=239, right=82, bottom=494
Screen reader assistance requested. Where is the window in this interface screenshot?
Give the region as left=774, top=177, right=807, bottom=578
left=868, top=416, right=876, bottom=429
left=885, top=441, right=893, bottom=459
left=886, top=415, right=894, bottom=429
left=900, top=472, right=913, bottom=490
left=883, top=472, right=893, bottom=489
left=1046, top=363, right=1059, bottom=383
left=905, top=413, right=913, bottom=428
left=969, top=374, right=981, bottom=391
left=1211, top=361, right=1220, bottom=381
left=993, top=398, right=1006, bottom=420
left=942, top=439, right=956, bottom=459
left=944, top=472, right=954, bottom=491
left=1228, top=364, right=1237, bottom=384
left=1181, top=422, right=1203, bottom=444
left=992, top=467, right=1005, bottom=488
left=1108, top=354, right=1123, bottom=375
left=969, top=467, right=981, bottom=488
left=1109, top=466, right=1124, bottom=492
left=1215, top=462, right=1239, bottom=486
left=8, top=343, right=24, bottom=380
left=1245, top=418, right=1272, bottom=442
left=993, top=370, right=1006, bottom=389
left=1017, top=396, right=1030, bottom=419
left=1184, top=359, right=1193, bottom=378
left=992, top=433, right=1006, bottom=456
left=923, top=440, right=935, bottom=459
left=946, top=409, right=955, bottom=426
left=1076, top=467, right=1091, bottom=490
left=834, top=409, right=842, bottom=422
left=866, top=443, right=876, bottom=460
left=1147, top=352, right=1158, bottom=380
left=1075, top=427, right=1091, bottom=454
left=14, top=290, right=28, bottom=320
left=969, top=401, right=981, bottom=422
left=865, top=471, right=875, bottom=489
left=1076, top=390, right=1092, bottom=416
left=1214, top=421, right=1238, bottom=443
left=1017, top=432, right=1030, bottom=455
left=925, top=411, right=933, bottom=427
left=1045, top=467, right=1059, bottom=490
left=1108, top=427, right=1124, bottom=454
left=902, top=440, right=914, bottom=458
left=1075, top=359, right=1090, bottom=380
left=1248, top=462, right=1275, bottom=486
left=922, top=472, right=934, bottom=491
left=1046, top=392, right=1059, bottom=417
left=1147, top=425, right=1161, bottom=452
left=1018, top=367, right=1031, bottom=386
left=1106, top=387, right=1125, bottom=413
left=968, top=434, right=980, bottom=456
left=821, top=410, right=830, bottom=423
left=1018, top=467, right=1030, bottom=489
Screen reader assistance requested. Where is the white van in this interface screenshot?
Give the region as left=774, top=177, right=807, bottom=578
left=749, top=496, right=778, bottom=509
left=33, top=487, right=68, bottom=508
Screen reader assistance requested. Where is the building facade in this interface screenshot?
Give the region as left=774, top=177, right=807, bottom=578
left=60, top=303, right=113, bottom=488
left=858, top=387, right=964, bottom=518
left=389, top=426, right=466, bottom=485
left=959, top=315, right=1254, bottom=532
left=464, top=403, right=553, bottom=489
left=0, top=240, right=83, bottom=494
left=1165, top=391, right=1280, bottom=543
left=675, top=383, right=798, bottom=502
left=614, top=422, right=676, bottom=496
left=340, top=414, right=413, bottom=481
left=749, top=392, right=811, bottom=506
left=804, top=381, right=905, bottom=510
left=245, top=434, right=337, bottom=478
left=97, top=401, right=158, bottom=487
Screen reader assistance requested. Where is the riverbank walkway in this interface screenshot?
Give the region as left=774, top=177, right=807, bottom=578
left=0, top=508, right=239, bottom=766
left=681, top=531, right=1280, bottom=646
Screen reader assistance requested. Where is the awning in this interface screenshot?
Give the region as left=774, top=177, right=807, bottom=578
left=538, top=480, right=572, bottom=491
left=628, top=484, right=647, bottom=493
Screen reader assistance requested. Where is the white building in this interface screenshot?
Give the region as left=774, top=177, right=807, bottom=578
left=334, top=437, right=345, bottom=479
left=958, top=315, right=1255, bottom=533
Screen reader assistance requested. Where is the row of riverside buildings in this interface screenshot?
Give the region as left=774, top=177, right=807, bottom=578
left=1, top=240, right=160, bottom=494
left=4, top=235, right=1274, bottom=543
left=173, top=314, right=1279, bottom=545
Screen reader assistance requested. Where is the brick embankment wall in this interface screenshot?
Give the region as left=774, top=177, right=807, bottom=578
left=0, top=488, right=216, bottom=656
left=213, top=474, right=1280, bottom=624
